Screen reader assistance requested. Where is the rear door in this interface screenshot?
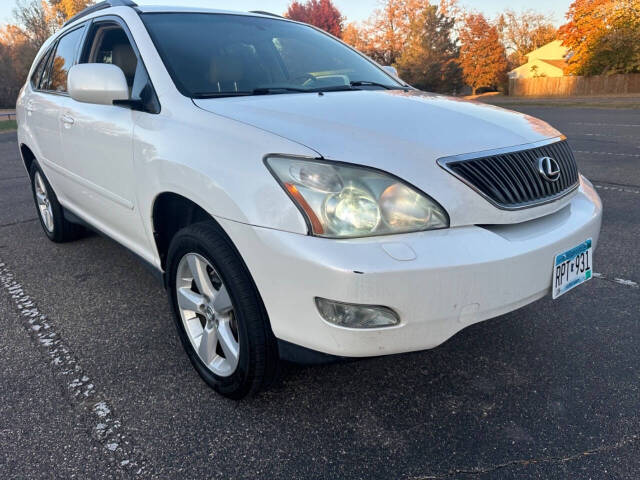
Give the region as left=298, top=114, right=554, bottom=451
left=27, top=25, right=86, bottom=196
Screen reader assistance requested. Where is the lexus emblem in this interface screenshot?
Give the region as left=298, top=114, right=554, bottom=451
left=538, top=156, right=561, bottom=182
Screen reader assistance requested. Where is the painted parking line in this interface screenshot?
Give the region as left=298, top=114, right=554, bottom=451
left=595, top=184, right=640, bottom=195
left=0, top=261, right=147, bottom=476
left=574, top=150, right=640, bottom=158
left=593, top=272, right=639, bottom=289
left=568, top=132, right=640, bottom=141
left=570, top=122, right=640, bottom=128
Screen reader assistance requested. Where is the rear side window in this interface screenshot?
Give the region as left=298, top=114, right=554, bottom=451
left=41, top=26, right=85, bottom=93
left=30, top=48, right=52, bottom=89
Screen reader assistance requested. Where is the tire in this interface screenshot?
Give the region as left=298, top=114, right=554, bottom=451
left=29, top=162, right=83, bottom=243
left=166, top=221, right=279, bottom=399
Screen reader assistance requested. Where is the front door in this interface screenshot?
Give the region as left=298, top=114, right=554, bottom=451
left=59, top=19, right=150, bottom=255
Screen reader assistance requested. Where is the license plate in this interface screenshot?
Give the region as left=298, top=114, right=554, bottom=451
left=552, top=239, right=593, bottom=299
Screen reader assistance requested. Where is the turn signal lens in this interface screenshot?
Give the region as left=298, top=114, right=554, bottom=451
left=315, top=297, right=400, bottom=328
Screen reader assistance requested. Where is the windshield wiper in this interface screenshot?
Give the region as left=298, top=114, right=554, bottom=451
left=192, top=91, right=254, bottom=99
left=255, top=85, right=358, bottom=94
left=193, top=85, right=360, bottom=99
left=314, top=85, right=358, bottom=92
left=350, top=81, right=407, bottom=90
left=252, top=86, right=310, bottom=94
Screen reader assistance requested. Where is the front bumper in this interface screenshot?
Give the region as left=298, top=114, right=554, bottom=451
left=219, top=178, right=602, bottom=358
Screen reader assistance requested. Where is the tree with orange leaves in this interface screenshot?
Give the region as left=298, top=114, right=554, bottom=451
left=458, top=13, right=508, bottom=94
left=0, top=0, right=93, bottom=106
left=341, top=22, right=365, bottom=51
left=342, top=0, right=462, bottom=93
left=357, top=0, right=430, bottom=66
left=49, top=0, right=94, bottom=21
left=559, top=0, right=640, bottom=75
left=285, top=0, right=344, bottom=38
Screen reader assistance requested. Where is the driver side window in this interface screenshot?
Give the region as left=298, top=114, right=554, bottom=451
left=80, top=20, right=160, bottom=113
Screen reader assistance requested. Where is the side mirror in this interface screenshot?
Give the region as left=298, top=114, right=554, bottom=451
left=68, top=63, right=129, bottom=106
left=383, top=66, right=399, bottom=78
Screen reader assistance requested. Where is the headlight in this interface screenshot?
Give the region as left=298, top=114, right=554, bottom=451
left=265, top=156, right=449, bottom=238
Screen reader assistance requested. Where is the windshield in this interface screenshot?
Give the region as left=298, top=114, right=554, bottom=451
left=141, top=13, right=404, bottom=98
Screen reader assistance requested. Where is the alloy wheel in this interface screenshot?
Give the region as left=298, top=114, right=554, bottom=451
left=34, top=171, right=54, bottom=233
left=175, top=253, right=240, bottom=377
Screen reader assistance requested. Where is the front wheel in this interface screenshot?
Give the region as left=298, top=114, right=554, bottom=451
left=166, top=221, right=279, bottom=399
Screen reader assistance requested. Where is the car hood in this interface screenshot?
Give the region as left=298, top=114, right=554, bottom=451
left=194, top=90, right=560, bottom=159
left=194, top=90, right=572, bottom=226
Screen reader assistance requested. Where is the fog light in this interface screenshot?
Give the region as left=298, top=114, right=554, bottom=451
left=315, top=297, right=400, bottom=328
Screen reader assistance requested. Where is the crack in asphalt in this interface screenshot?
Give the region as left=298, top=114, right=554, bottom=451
left=412, top=434, right=639, bottom=479
left=0, top=218, right=37, bottom=228
left=0, top=174, right=28, bottom=182
left=0, top=261, right=148, bottom=477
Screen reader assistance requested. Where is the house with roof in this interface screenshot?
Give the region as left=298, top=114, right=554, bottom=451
left=508, top=40, right=569, bottom=79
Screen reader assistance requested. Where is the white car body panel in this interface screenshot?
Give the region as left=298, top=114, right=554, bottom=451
left=220, top=178, right=601, bottom=356
left=16, top=5, right=604, bottom=358
left=194, top=92, right=574, bottom=227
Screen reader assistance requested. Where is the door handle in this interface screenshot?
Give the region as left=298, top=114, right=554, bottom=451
left=61, top=114, right=75, bottom=126
left=26, top=101, right=35, bottom=114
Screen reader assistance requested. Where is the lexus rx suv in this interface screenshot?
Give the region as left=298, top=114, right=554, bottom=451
left=16, top=1, right=603, bottom=399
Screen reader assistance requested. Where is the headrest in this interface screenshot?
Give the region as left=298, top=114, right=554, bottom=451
left=112, top=43, right=137, bottom=84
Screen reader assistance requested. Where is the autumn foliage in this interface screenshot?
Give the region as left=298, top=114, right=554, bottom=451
left=0, top=0, right=93, bottom=106
left=341, top=0, right=464, bottom=92
left=458, top=14, right=508, bottom=94
left=285, top=0, right=343, bottom=38
left=496, top=10, right=557, bottom=70
left=2, top=0, right=640, bottom=107
left=559, top=0, right=640, bottom=75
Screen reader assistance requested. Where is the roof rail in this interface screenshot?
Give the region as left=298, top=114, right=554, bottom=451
left=63, top=0, right=138, bottom=27
left=249, top=11, right=284, bottom=19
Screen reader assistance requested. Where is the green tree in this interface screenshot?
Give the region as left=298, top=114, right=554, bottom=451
left=395, top=5, right=463, bottom=93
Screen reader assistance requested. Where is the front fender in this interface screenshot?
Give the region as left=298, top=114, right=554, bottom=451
left=132, top=105, right=316, bottom=253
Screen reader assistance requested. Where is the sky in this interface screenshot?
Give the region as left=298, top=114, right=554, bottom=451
left=0, top=0, right=572, bottom=26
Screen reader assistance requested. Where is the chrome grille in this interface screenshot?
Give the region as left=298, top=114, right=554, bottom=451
left=438, top=139, right=579, bottom=210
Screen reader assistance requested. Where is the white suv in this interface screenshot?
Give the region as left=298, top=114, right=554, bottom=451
left=17, top=1, right=603, bottom=398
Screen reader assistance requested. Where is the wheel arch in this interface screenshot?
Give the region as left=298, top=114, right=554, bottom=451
left=151, top=192, right=254, bottom=279
left=19, top=143, right=37, bottom=176
left=152, top=192, right=215, bottom=271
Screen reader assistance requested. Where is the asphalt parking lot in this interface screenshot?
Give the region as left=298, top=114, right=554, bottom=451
left=0, top=105, right=638, bottom=479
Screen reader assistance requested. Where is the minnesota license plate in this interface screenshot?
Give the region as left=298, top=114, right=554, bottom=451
left=552, top=239, right=593, bottom=299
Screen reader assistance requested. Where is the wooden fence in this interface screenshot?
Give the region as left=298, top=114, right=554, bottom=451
left=509, top=73, right=640, bottom=97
